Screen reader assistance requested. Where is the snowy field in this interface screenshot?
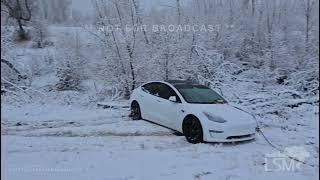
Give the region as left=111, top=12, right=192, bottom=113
left=1, top=100, right=319, bottom=180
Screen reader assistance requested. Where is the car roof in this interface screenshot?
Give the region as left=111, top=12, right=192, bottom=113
left=165, top=79, right=199, bottom=85
left=140, top=80, right=201, bottom=87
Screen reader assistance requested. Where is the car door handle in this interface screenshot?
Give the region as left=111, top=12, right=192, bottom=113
left=140, top=95, right=144, bottom=97
left=156, top=100, right=161, bottom=102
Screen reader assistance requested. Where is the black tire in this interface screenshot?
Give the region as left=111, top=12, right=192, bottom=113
left=131, top=101, right=142, bottom=120
left=183, top=116, right=203, bottom=144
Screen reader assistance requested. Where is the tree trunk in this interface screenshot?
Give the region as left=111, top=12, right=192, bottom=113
left=17, top=18, right=27, bottom=40
left=305, top=0, right=311, bottom=52
left=252, top=0, right=255, bottom=17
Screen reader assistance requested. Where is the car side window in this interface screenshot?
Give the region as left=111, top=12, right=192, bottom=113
left=142, top=83, right=180, bottom=102
left=157, top=83, right=181, bottom=102
left=142, top=83, right=153, bottom=94
left=142, top=83, right=159, bottom=96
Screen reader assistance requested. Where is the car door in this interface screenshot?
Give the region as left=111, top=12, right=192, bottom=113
left=155, top=83, right=182, bottom=129
left=140, top=82, right=163, bottom=123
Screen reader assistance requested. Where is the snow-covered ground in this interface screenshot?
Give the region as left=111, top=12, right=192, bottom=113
left=1, top=100, right=319, bottom=180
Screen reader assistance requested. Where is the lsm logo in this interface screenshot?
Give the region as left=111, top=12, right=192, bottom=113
left=264, top=146, right=310, bottom=171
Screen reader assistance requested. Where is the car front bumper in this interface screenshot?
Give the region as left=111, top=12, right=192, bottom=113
left=203, top=123, right=256, bottom=142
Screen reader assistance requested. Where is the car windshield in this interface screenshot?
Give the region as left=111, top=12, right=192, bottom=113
left=174, top=84, right=227, bottom=104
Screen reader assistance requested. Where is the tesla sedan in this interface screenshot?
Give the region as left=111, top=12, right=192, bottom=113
left=129, top=80, right=256, bottom=144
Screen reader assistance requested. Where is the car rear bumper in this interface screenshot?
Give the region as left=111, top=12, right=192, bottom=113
left=203, top=123, right=256, bottom=142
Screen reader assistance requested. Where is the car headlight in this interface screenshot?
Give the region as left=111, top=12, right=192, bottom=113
left=203, top=112, right=227, bottom=123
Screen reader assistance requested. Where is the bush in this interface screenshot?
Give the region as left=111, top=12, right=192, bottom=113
left=30, top=21, right=53, bottom=48
left=55, top=64, right=81, bottom=91
left=12, top=28, right=31, bottom=42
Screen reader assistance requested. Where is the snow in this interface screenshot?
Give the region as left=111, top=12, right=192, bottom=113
left=1, top=100, right=319, bottom=180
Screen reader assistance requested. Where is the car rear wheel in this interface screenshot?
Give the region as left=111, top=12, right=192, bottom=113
left=183, top=116, right=203, bottom=144
left=131, top=101, right=142, bottom=120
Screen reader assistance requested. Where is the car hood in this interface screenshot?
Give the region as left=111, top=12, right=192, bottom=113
left=187, top=103, right=255, bottom=124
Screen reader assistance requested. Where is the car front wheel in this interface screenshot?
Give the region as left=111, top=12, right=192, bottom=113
left=183, top=116, right=203, bottom=144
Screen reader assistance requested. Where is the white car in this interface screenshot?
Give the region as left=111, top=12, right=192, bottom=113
left=130, top=80, right=256, bottom=144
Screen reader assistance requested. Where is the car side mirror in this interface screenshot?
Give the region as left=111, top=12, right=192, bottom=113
left=169, top=96, right=177, bottom=102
